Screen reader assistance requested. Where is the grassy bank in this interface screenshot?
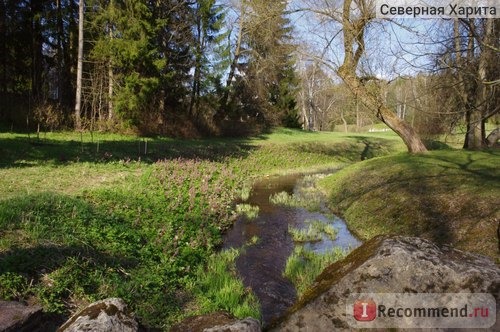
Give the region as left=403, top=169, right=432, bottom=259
left=0, top=128, right=402, bottom=329
left=319, top=150, right=500, bottom=260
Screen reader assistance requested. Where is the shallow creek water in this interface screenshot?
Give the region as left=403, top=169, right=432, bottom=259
left=222, top=172, right=361, bottom=326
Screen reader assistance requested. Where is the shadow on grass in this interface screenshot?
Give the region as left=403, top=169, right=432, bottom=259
left=0, top=244, right=138, bottom=278
left=330, top=150, right=499, bottom=250
left=291, top=136, right=398, bottom=162
left=0, top=135, right=259, bottom=168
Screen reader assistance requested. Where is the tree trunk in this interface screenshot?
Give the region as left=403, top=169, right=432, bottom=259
left=0, top=0, right=7, bottom=93
left=355, top=98, right=360, bottom=130
left=338, top=67, right=427, bottom=153
left=74, top=0, right=84, bottom=130
left=190, top=5, right=205, bottom=119
left=218, top=2, right=246, bottom=116
left=31, top=0, right=44, bottom=102
left=337, top=0, right=427, bottom=153
left=108, top=25, right=114, bottom=120
left=486, top=128, right=500, bottom=147
left=108, top=62, right=113, bottom=120
left=340, top=109, right=348, bottom=133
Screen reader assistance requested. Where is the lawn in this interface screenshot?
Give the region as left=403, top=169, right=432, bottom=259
left=0, top=128, right=402, bottom=329
left=319, top=150, right=500, bottom=260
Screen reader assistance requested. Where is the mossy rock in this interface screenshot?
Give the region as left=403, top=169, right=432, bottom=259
left=269, top=236, right=500, bottom=331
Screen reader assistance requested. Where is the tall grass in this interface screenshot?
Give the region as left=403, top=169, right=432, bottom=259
left=189, top=249, right=261, bottom=319
left=284, top=246, right=347, bottom=296
left=236, top=204, right=260, bottom=220
left=288, top=224, right=322, bottom=243
left=288, top=220, right=338, bottom=243
left=268, top=174, right=327, bottom=212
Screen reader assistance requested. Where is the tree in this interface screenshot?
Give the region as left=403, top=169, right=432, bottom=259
left=74, top=0, right=84, bottom=130
left=296, top=0, right=428, bottom=152
left=87, top=0, right=164, bottom=128
left=189, top=0, right=227, bottom=119
left=336, top=0, right=427, bottom=152
left=239, top=0, right=298, bottom=126
left=451, top=18, right=499, bottom=149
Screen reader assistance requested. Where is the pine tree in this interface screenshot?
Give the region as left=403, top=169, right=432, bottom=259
left=238, top=0, right=298, bottom=127
left=87, top=0, right=164, bottom=126
left=189, top=0, right=227, bottom=119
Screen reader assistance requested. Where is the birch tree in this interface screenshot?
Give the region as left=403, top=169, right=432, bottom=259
left=74, top=0, right=84, bottom=130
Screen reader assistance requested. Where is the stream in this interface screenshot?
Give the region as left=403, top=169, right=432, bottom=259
left=222, top=172, right=361, bottom=326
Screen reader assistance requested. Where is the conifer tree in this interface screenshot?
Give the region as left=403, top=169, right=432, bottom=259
left=238, top=0, right=299, bottom=126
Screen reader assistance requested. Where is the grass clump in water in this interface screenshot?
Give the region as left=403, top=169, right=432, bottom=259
left=240, top=183, right=252, bottom=201
left=189, top=249, right=261, bottom=320
left=304, top=219, right=338, bottom=241
left=247, top=236, right=260, bottom=246
left=269, top=191, right=297, bottom=206
left=269, top=175, right=325, bottom=212
left=289, top=220, right=338, bottom=243
left=288, top=224, right=322, bottom=243
left=322, top=224, right=338, bottom=240
left=284, top=246, right=347, bottom=296
left=236, top=204, right=259, bottom=220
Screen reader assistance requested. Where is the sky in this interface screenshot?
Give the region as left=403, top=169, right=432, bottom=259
left=286, top=0, right=452, bottom=79
left=216, top=0, right=453, bottom=79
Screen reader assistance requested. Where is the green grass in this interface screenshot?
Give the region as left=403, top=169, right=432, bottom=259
left=235, top=204, right=260, bottom=220
left=0, top=127, right=403, bottom=328
left=269, top=191, right=297, bottom=206
left=305, top=219, right=338, bottom=241
left=288, top=225, right=322, bottom=243
left=269, top=174, right=327, bottom=212
left=288, top=220, right=338, bottom=243
left=188, top=249, right=261, bottom=320
left=319, top=150, right=500, bottom=260
left=283, top=246, right=347, bottom=296
left=268, top=189, right=320, bottom=211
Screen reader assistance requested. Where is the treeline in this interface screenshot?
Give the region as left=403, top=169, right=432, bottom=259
left=295, top=16, right=499, bottom=149
left=0, top=0, right=299, bottom=136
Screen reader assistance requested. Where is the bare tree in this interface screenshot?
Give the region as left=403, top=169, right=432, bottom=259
left=336, top=0, right=427, bottom=152
left=452, top=18, right=499, bottom=149
left=295, top=0, right=428, bottom=152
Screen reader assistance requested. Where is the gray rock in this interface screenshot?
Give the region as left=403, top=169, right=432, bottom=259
left=171, top=312, right=261, bottom=332
left=0, top=301, right=42, bottom=332
left=170, top=312, right=237, bottom=332
left=270, top=235, right=500, bottom=331
left=57, top=298, right=138, bottom=332
left=203, top=317, right=261, bottom=332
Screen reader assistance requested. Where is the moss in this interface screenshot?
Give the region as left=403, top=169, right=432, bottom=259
left=269, top=236, right=389, bottom=329
left=58, top=301, right=130, bottom=331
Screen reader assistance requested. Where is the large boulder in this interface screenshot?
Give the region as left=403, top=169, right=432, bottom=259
left=270, top=235, right=500, bottom=331
left=57, top=298, right=138, bottom=332
left=0, top=301, right=42, bottom=332
left=203, top=318, right=261, bottom=332
left=170, top=312, right=261, bottom=332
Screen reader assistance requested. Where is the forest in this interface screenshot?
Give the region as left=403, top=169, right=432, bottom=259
left=0, top=1, right=499, bottom=331
left=1, top=0, right=498, bottom=149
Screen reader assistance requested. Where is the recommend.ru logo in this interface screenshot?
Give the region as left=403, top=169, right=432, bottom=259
left=347, top=293, right=496, bottom=328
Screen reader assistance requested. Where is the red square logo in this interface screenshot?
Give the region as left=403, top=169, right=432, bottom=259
left=353, top=299, right=377, bottom=321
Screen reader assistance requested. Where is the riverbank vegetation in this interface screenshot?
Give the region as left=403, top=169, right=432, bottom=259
left=284, top=246, right=347, bottom=296
left=288, top=220, right=338, bottom=243
left=319, top=150, right=500, bottom=261
left=0, top=128, right=400, bottom=329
